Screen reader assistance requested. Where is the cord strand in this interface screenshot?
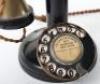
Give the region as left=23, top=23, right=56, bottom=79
left=34, top=8, right=100, bottom=22
left=0, top=28, right=26, bottom=43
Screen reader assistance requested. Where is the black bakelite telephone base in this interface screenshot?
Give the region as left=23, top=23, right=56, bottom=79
left=19, top=23, right=97, bottom=82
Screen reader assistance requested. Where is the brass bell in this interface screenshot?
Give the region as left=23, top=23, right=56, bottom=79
left=0, top=0, right=34, bottom=29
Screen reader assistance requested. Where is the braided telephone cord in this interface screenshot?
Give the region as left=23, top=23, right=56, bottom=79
left=0, top=0, right=100, bottom=43
left=35, top=8, right=100, bottom=22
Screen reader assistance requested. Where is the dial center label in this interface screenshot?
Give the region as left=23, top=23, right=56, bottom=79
left=52, top=34, right=83, bottom=64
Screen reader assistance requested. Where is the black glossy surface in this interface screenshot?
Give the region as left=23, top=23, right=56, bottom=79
left=46, top=0, right=67, bottom=27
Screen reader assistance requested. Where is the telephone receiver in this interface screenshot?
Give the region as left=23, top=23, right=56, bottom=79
left=0, top=0, right=33, bottom=29
left=0, top=0, right=97, bottom=83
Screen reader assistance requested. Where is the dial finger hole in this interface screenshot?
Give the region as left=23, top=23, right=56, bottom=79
left=56, top=68, right=66, bottom=77
left=48, top=28, right=57, bottom=36
left=47, top=63, right=57, bottom=73
left=57, top=26, right=67, bottom=33
left=76, top=30, right=86, bottom=38
left=41, top=35, right=51, bottom=44
left=38, top=44, right=48, bottom=53
left=40, top=54, right=50, bottom=64
left=67, top=69, right=77, bottom=78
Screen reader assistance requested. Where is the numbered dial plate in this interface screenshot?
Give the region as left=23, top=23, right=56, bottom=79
left=37, top=23, right=88, bottom=81
left=50, top=33, right=83, bottom=65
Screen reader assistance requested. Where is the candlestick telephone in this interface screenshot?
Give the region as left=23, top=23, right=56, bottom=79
left=0, top=0, right=98, bottom=83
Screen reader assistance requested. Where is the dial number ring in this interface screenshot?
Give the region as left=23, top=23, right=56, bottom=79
left=37, top=23, right=86, bottom=81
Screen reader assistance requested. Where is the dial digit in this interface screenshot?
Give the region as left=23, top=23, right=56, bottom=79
left=38, top=44, right=48, bottom=53
left=40, top=54, right=50, bottom=64
left=48, top=28, right=57, bottom=35
left=56, top=68, right=66, bottom=77
left=76, top=30, right=85, bottom=38
left=42, top=35, right=51, bottom=44
left=67, top=69, right=77, bottom=78
left=47, top=63, right=56, bottom=73
left=71, top=28, right=76, bottom=33
left=57, top=27, right=66, bottom=32
left=67, top=27, right=72, bottom=32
